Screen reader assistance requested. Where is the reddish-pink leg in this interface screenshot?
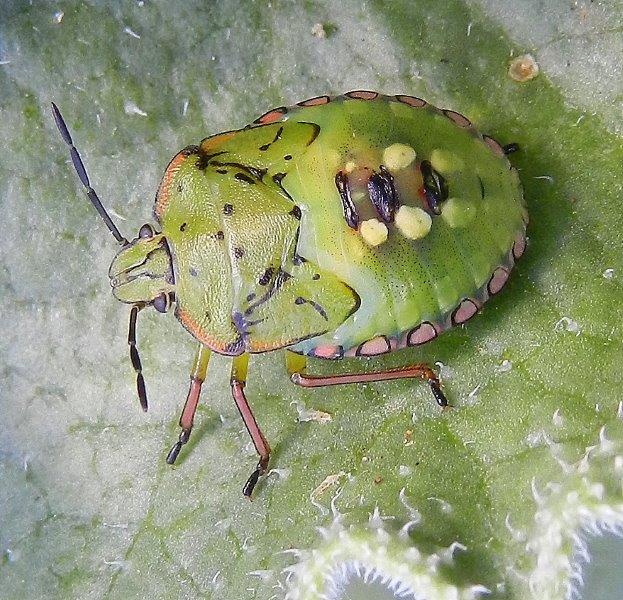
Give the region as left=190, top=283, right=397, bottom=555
left=286, top=351, right=447, bottom=407
left=166, top=345, right=211, bottom=464
left=230, top=354, right=272, bottom=498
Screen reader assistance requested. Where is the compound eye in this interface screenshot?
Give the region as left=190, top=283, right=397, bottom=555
left=152, top=292, right=170, bottom=313
left=139, top=223, right=155, bottom=239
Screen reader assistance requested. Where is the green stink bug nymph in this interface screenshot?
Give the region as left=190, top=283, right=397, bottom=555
left=52, top=91, right=527, bottom=498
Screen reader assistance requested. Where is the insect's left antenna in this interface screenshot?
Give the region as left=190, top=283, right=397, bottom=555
left=51, top=102, right=128, bottom=246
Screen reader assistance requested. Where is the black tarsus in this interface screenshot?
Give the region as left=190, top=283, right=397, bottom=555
left=429, top=380, right=448, bottom=408
left=128, top=305, right=148, bottom=412
left=51, top=103, right=127, bottom=245
left=243, top=461, right=264, bottom=498
left=166, top=429, right=190, bottom=464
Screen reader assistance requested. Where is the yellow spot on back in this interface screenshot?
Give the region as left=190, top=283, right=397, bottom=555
left=430, top=148, right=464, bottom=173
left=360, top=218, right=388, bottom=246
left=441, top=197, right=476, bottom=228
left=383, top=143, right=416, bottom=171
left=395, top=205, right=432, bottom=239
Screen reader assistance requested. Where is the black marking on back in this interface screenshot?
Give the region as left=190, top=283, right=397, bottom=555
left=368, top=165, right=399, bottom=223
left=477, top=176, right=485, bottom=200
left=211, top=160, right=267, bottom=181
left=294, top=296, right=328, bottom=321
left=259, top=125, right=284, bottom=151
left=503, top=142, right=519, bottom=155
left=335, top=171, right=359, bottom=229
left=420, top=160, right=448, bottom=215
left=234, top=172, right=256, bottom=185
left=259, top=267, right=274, bottom=286
left=245, top=268, right=292, bottom=316
left=270, top=171, right=295, bottom=202
left=182, top=145, right=200, bottom=157
left=196, top=149, right=227, bottom=170
left=299, top=122, right=321, bottom=147
left=273, top=172, right=286, bottom=186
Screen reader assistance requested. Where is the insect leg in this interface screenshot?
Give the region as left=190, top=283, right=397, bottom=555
left=166, top=344, right=211, bottom=464
left=286, top=351, right=448, bottom=408
left=230, top=354, right=272, bottom=498
left=128, top=305, right=148, bottom=411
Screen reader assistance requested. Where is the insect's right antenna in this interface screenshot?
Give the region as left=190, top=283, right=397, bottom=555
left=51, top=103, right=128, bottom=246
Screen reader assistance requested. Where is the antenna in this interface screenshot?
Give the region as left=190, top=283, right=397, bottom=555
left=51, top=103, right=128, bottom=245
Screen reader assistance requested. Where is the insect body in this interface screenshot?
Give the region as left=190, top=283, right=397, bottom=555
left=53, top=92, right=527, bottom=497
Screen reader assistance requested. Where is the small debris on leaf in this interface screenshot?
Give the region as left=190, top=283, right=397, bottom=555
left=554, top=316, right=581, bottom=336
left=508, top=54, right=539, bottom=82
left=311, top=471, right=346, bottom=498
left=311, top=23, right=326, bottom=38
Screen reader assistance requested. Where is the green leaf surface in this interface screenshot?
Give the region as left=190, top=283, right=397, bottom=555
left=1, top=1, right=622, bottom=599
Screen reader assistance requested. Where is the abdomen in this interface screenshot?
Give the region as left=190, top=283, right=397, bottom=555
left=270, top=92, right=527, bottom=358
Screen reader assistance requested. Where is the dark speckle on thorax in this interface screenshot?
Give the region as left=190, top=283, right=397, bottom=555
left=234, top=172, right=256, bottom=185
left=259, top=267, right=274, bottom=286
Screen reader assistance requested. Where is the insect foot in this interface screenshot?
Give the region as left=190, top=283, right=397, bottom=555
left=166, top=429, right=191, bottom=464
left=243, top=456, right=270, bottom=500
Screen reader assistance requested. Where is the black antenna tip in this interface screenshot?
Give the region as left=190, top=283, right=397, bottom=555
left=52, top=102, right=128, bottom=245
left=137, top=373, right=148, bottom=412
left=51, top=102, right=73, bottom=146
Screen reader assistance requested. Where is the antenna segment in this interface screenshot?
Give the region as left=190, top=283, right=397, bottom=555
left=51, top=102, right=128, bottom=245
